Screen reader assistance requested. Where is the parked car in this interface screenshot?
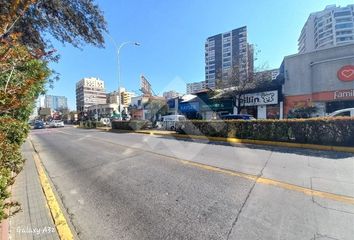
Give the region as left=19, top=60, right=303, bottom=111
left=49, top=120, right=65, bottom=128
left=328, top=108, right=354, bottom=117
left=100, top=118, right=111, bottom=126
left=34, top=121, right=45, bottom=129
left=162, top=115, right=186, bottom=130
left=220, top=114, right=256, bottom=120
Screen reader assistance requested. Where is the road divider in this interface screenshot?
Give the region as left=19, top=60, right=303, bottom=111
left=130, top=130, right=354, bottom=153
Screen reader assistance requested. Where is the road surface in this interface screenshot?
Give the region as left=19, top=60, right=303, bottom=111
left=29, top=126, right=354, bottom=240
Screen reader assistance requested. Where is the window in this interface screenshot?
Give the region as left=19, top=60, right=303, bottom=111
left=334, top=11, right=351, bottom=17
left=336, top=23, right=353, bottom=29
left=223, top=62, right=231, bottom=67
left=336, top=30, right=353, bottom=35
left=223, top=43, right=231, bottom=47
left=223, top=52, right=231, bottom=57
left=336, top=17, right=352, bottom=23
left=337, top=36, right=353, bottom=42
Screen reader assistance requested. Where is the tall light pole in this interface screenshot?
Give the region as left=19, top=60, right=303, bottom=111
left=106, top=34, right=140, bottom=119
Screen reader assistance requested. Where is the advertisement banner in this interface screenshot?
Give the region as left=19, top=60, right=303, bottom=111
left=240, top=90, right=278, bottom=106
left=179, top=102, right=199, bottom=112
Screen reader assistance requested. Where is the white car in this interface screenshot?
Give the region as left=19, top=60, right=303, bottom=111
left=49, top=120, right=65, bottom=128
left=100, top=118, right=111, bottom=126
left=328, top=108, right=354, bottom=117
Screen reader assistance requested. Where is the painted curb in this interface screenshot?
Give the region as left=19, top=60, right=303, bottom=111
left=30, top=139, right=74, bottom=240
left=132, top=130, right=354, bottom=154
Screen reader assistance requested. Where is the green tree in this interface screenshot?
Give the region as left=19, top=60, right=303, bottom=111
left=1, top=0, right=107, bottom=50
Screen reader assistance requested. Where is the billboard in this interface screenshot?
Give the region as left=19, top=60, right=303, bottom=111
left=140, top=75, right=152, bottom=96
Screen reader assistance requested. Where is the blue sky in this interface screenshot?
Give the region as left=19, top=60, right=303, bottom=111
left=46, top=0, right=353, bottom=110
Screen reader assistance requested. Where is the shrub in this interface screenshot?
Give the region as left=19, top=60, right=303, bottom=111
left=111, top=120, right=149, bottom=130
left=79, top=120, right=96, bottom=129
left=176, top=117, right=354, bottom=147
left=0, top=118, right=26, bottom=220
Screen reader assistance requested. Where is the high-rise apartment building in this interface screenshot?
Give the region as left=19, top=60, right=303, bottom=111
left=44, top=95, right=68, bottom=111
left=205, top=26, right=254, bottom=89
left=186, top=81, right=207, bottom=94
left=298, top=4, right=354, bottom=53
left=76, top=77, right=107, bottom=112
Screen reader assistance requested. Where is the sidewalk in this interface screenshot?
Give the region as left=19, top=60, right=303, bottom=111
left=8, top=140, right=59, bottom=240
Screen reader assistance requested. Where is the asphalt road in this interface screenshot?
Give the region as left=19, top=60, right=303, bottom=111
left=29, top=126, right=354, bottom=240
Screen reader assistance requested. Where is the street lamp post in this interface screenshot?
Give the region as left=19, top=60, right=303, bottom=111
left=106, top=34, right=140, bottom=119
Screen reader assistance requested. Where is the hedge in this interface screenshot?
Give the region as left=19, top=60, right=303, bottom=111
left=0, top=117, right=26, bottom=220
left=112, top=120, right=149, bottom=130
left=176, top=117, right=354, bottom=147
left=79, top=120, right=107, bottom=129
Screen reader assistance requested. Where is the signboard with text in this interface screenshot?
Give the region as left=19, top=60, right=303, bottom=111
left=240, top=90, right=278, bottom=106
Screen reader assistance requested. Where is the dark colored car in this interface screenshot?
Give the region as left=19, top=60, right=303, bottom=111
left=220, top=114, right=256, bottom=120
left=34, top=121, right=45, bottom=129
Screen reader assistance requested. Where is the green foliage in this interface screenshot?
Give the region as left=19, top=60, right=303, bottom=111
left=1, top=0, right=108, bottom=51
left=112, top=120, right=150, bottom=130
left=287, top=106, right=318, bottom=119
left=0, top=122, right=25, bottom=220
left=176, top=117, right=354, bottom=146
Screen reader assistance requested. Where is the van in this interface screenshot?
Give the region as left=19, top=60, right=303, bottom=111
left=162, top=115, right=186, bottom=130
left=328, top=108, right=354, bottom=117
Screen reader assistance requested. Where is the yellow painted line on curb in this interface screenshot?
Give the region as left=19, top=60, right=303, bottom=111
left=134, top=130, right=354, bottom=154
left=32, top=152, right=74, bottom=240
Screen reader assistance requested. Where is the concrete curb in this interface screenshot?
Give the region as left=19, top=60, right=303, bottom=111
left=114, top=129, right=354, bottom=154
left=30, top=137, right=74, bottom=240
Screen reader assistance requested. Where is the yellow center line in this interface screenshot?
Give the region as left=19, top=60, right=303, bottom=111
left=53, top=128, right=354, bottom=205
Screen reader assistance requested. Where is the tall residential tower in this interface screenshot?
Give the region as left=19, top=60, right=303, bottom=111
left=298, top=4, right=354, bottom=53
left=205, top=26, right=254, bottom=89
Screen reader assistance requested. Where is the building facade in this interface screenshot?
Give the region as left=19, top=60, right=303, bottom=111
left=205, top=26, right=254, bottom=89
left=163, top=90, right=180, bottom=99
left=76, top=77, right=107, bottom=112
left=254, top=68, right=279, bottom=81
left=283, top=43, right=354, bottom=117
left=43, top=95, right=68, bottom=111
left=186, top=81, right=207, bottom=94
left=298, top=4, right=354, bottom=53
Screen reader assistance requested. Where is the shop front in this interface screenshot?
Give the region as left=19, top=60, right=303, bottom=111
left=178, top=101, right=200, bottom=119
left=200, top=99, right=233, bottom=120
left=238, top=89, right=283, bottom=119
left=282, top=43, right=354, bottom=117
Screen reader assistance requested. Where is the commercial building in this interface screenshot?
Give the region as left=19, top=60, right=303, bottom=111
left=298, top=4, right=354, bottom=53
left=44, top=95, right=68, bottom=111
left=163, top=90, right=180, bottom=99
left=205, top=26, right=254, bottom=89
left=75, top=77, right=107, bottom=112
left=186, top=81, right=207, bottom=94
left=107, top=88, right=136, bottom=107
left=282, top=43, right=354, bottom=117
left=87, top=103, right=118, bottom=118
left=254, top=69, right=279, bottom=81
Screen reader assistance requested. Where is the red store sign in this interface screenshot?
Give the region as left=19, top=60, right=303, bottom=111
left=337, top=65, right=354, bottom=82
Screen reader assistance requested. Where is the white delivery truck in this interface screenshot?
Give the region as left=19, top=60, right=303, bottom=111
left=162, top=115, right=186, bottom=131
